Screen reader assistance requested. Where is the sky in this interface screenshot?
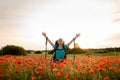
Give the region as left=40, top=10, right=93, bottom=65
left=0, top=0, right=120, bottom=50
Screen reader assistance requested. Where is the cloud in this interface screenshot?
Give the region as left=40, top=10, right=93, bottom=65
left=112, top=0, right=120, bottom=22
left=103, top=33, right=120, bottom=47
left=106, top=33, right=120, bottom=41
left=113, top=17, right=120, bottom=22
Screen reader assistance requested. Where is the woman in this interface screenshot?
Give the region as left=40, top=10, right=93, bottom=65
left=42, top=32, right=80, bottom=62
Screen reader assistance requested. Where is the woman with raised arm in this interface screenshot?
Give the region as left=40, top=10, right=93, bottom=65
left=42, top=32, right=80, bottom=62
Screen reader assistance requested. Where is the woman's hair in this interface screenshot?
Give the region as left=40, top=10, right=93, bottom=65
left=55, top=38, right=64, bottom=46
left=58, top=38, right=64, bottom=44
left=55, top=40, right=58, bottom=46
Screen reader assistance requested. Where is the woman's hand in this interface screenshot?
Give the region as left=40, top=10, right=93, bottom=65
left=42, top=32, right=54, bottom=47
left=42, top=32, right=47, bottom=37
left=76, top=33, right=80, bottom=37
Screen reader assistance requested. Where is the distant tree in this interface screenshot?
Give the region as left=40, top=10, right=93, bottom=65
left=0, top=45, right=27, bottom=55
left=48, top=49, right=54, bottom=54
left=0, top=50, right=1, bottom=55
left=35, top=50, right=42, bottom=54
left=69, top=47, right=83, bottom=54
left=26, top=50, right=35, bottom=54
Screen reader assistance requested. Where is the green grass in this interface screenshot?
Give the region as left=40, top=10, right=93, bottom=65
left=28, top=52, right=120, bottom=56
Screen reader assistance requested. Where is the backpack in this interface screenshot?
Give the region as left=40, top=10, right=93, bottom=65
left=52, top=41, right=67, bottom=61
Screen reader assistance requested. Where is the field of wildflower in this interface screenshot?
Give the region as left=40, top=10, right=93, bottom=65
left=0, top=54, right=120, bottom=80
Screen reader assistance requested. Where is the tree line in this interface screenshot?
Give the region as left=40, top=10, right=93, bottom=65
left=0, top=45, right=120, bottom=55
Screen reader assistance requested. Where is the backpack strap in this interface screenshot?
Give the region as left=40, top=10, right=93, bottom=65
left=54, top=45, right=66, bottom=50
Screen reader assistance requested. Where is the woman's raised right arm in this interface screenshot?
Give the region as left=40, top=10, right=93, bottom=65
left=42, top=32, right=54, bottom=47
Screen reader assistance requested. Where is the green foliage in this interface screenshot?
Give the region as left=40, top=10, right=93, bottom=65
left=0, top=50, right=1, bottom=55
left=69, top=47, right=83, bottom=54
left=0, top=45, right=27, bottom=55
left=48, top=49, right=54, bottom=54
left=35, top=50, right=42, bottom=54
left=95, top=50, right=108, bottom=54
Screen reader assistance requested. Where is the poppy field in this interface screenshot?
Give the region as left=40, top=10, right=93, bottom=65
left=0, top=54, right=120, bottom=80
